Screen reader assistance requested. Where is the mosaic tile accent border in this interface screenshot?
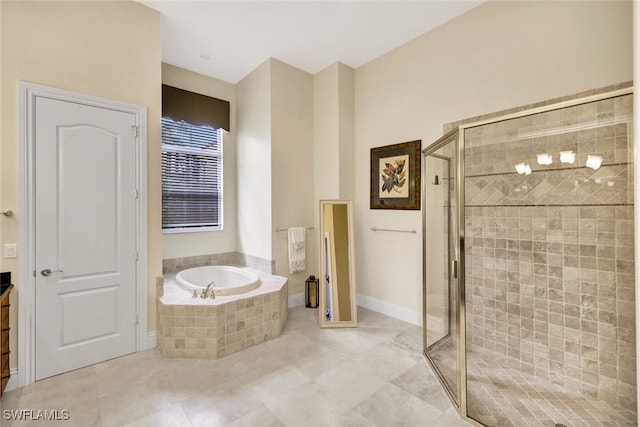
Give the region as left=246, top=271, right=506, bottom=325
left=466, top=164, right=632, bottom=207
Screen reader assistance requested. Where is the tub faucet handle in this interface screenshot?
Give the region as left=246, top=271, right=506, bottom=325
left=192, top=290, right=198, bottom=298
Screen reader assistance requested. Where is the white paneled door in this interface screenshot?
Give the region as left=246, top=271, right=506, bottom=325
left=34, top=97, right=138, bottom=380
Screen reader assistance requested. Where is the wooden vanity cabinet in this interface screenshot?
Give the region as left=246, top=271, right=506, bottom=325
left=0, top=284, right=12, bottom=398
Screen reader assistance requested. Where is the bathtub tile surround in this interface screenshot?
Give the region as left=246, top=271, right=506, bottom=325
left=462, top=90, right=636, bottom=415
left=157, top=269, right=288, bottom=359
left=238, top=252, right=277, bottom=274
left=162, top=252, right=237, bottom=274
left=162, top=251, right=275, bottom=275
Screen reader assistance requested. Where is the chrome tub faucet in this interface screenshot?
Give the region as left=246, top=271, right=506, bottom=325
left=200, top=281, right=216, bottom=299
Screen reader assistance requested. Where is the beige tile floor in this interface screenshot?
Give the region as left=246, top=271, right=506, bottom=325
left=0, top=306, right=472, bottom=427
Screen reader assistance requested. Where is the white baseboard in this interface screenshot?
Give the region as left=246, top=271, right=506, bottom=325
left=5, top=368, right=18, bottom=392
left=288, top=292, right=305, bottom=308
left=147, top=332, right=157, bottom=349
left=356, top=294, right=446, bottom=333
left=357, top=294, right=422, bottom=326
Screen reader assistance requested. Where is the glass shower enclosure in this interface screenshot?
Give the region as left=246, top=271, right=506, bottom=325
left=423, top=86, right=637, bottom=426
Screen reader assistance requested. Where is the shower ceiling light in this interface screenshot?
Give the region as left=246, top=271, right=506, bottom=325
left=586, top=154, right=603, bottom=170
left=514, top=162, right=532, bottom=175
left=537, top=153, right=552, bottom=165
left=559, top=150, right=576, bottom=164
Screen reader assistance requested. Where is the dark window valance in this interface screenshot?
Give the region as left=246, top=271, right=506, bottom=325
left=162, top=84, right=230, bottom=131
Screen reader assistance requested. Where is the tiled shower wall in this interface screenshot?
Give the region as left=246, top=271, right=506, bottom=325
left=462, top=92, right=636, bottom=411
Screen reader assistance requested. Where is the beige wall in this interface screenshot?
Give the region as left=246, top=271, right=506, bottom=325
left=0, top=0, right=632, bottom=374
left=237, top=59, right=315, bottom=294
left=161, top=63, right=238, bottom=260
left=313, top=63, right=355, bottom=202
left=312, top=63, right=355, bottom=290
left=354, top=0, right=633, bottom=316
left=1, top=1, right=162, bottom=368
left=337, top=64, right=355, bottom=200
left=237, top=60, right=273, bottom=261
left=313, top=64, right=341, bottom=200
left=271, top=59, right=315, bottom=294
left=163, top=59, right=316, bottom=297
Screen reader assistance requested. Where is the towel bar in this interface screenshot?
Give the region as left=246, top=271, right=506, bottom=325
left=275, top=226, right=314, bottom=232
left=371, top=227, right=416, bottom=234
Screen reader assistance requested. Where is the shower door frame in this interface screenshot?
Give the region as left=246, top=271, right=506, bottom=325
left=421, top=85, right=634, bottom=427
left=422, top=127, right=468, bottom=415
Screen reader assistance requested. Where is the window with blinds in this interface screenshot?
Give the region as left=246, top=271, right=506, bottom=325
left=161, top=116, right=223, bottom=232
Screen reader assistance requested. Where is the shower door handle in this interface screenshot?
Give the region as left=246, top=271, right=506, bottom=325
left=451, top=260, right=458, bottom=279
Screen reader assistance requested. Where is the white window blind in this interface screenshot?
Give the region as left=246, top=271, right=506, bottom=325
left=161, top=117, right=223, bottom=232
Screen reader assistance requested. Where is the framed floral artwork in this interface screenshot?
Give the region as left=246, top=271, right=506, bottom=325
left=370, top=140, right=421, bottom=210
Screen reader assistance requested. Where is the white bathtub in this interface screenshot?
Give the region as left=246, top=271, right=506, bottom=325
left=175, top=266, right=261, bottom=296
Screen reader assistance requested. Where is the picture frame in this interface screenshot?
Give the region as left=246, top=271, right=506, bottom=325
left=370, top=140, right=421, bottom=210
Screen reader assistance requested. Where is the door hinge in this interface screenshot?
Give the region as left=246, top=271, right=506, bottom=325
left=135, top=314, right=139, bottom=325
left=135, top=251, right=139, bottom=262
left=131, top=125, right=139, bottom=138
left=134, top=189, right=139, bottom=200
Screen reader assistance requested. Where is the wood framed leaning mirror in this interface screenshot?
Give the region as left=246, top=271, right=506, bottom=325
left=319, top=200, right=357, bottom=328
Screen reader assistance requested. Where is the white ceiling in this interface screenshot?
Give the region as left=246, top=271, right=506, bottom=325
left=140, top=1, right=485, bottom=84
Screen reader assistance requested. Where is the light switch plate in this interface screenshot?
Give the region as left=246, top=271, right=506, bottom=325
left=4, top=244, right=17, bottom=259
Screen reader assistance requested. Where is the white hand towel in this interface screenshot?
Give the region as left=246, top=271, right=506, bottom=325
left=288, top=227, right=306, bottom=273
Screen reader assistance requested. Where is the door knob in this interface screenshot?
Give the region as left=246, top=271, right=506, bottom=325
left=41, top=269, right=63, bottom=277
